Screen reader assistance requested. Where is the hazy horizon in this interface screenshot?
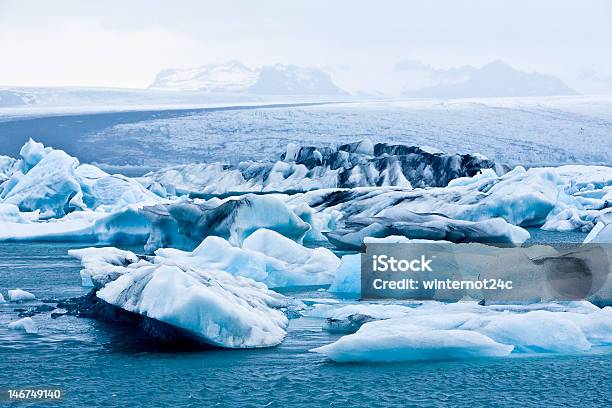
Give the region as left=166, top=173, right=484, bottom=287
left=1, top=0, right=612, bottom=94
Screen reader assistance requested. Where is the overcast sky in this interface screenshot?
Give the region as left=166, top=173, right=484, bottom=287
left=1, top=0, right=611, bottom=93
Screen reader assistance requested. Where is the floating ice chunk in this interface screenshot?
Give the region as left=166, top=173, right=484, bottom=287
left=585, top=222, right=612, bottom=243
left=328, top=254, right=361, bottom=295
left=153, top=229, right=340, bottom=288
left=0, top=292, right=5, bottom=303
left=0, top=140, right=163, bottom=219
left=143, top=194, right=310, bottom=251
left=2, top=149, right=83, bottom=217
left=8, top=317, right=38, bottom=334
left=97, top=263, right=289, bottom=348
left=0, top=203, right=28, bottom=223
left=465, top=311, right=591, bottom=353
left=68, top=247, right=142, bottom=287
left=312, top=301, right=611, bottom=362
left=19, top=138, right=51, bottom=171
left=290, top=164, right=612, bottom=234
left=325, top=213, right=529, bottom=250
left=0, top=155, right=19, bottom=184
left=311, top=319, right=513, bottom=363
left=0, top=206, right=151, bottom=244
left=8, top=289, right=36, bottom=302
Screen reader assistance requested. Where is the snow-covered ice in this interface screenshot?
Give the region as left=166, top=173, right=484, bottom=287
left=8, top=288, right=36, bottom=302
left=68, top=246, right=142, bottom=287
left=0, top=139, right=163, bottom=219
left=97, top=263, right=289, bottom=348
left=310, top=301, right=612, bottom=362
left=287, top=164, right=612, bottom=243
left=138, top=140, right=501, bottom=195
left=153, top=229, right=340, bottom=288
left=142, top=194, right=310, bottom=251
left=70, top=245, right=289, bottom=348
left=7, top=317, right=39, bottom=334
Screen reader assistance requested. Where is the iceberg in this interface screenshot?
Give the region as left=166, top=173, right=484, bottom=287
left=324, top=213, right=529, bottom=250
left=311, top=302, right=612, bottom=362
left=585, top=222, right=612, bottom=243
left=142, top=194, right=310, bottom=252
left=0, top=205, right=151, bottom=244
left=8, top=288, right=36, bottom=302
left=7, top=317, right=39, bottom=334
left=327, top=254, right=361, bottom=295
left=0, top=139, right=163, bottom=219
left=153, top=229, right=340, bottom=288
left=70, top=246, right=289, bottom=348
left=138, top=140, right=502, bottom=195
left=288, top=164, right=612, bottom=235
left=68, top=247, right=142, bottom=287
left=311, top=320, right=514, bottom=363
left=0, top=155, right=19, bottom=184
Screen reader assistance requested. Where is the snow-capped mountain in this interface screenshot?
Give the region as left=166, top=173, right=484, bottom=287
left=149, top=62, right=347, bottom=95
left=400, top=60, right=576, bottom=98
left=149, top=61, right=259, bottom=92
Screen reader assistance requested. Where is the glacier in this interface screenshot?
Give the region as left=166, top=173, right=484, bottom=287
left=69, top=246, right=290, bottom=348
left=310, top=301, right=612, bottom=362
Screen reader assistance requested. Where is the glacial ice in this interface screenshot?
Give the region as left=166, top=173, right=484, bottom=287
left=310, top=301, right=612, bottom=362
left=585, top=222, right=612, bottom=243
left=0, top=155, right=19, bottom=183
left=68, top=247, right=142, bottom=287
left=324, top=213, right=529, bottom=249
left=327, top=254, right=361, bottom=295
left=7, top=317, right=39, bottom=334
left=311, top=319, right=514, bottom=363
left=141, top=194, right=310, bottom=252
left=95, top=259, right=289, bottom=348
left=138, top=141, right=502, bottom=195
left=0, top=205, right=151, bottom=244
left=0, top=139, right=163, bottom=219
left=131, top=229, right=339, bottom=288
left=0, top=292, right=5, bottom=303
left=8, top=289, right=36, bottom=302
left=288, top=164, right=612, bottom=241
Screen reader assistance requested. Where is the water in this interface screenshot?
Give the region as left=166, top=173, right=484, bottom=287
left=1, top=242, right=610, bottom=407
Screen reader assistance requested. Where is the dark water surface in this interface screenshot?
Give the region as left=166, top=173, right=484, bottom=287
left=0, top=242, right=610, bottom=407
